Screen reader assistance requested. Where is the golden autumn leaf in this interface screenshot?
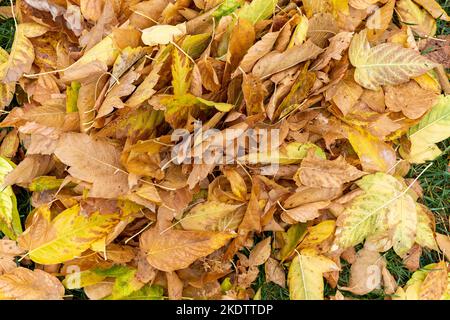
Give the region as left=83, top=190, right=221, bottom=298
left=140, top=227, right=235, bottom=272
left=0, top=22, right=47, bottom=83
left=18, top=205, right=120, bottom=264
left=349, top=29, right=436, bottom=90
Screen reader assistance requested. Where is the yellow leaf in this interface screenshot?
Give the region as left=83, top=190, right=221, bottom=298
left=288, top=251, right=339, bottom=300
left=140, top=228, right=235, bottom=272
left=171, top=48, right=192, bottom=97
left=66, top=81, right=81, bottom=113
left=346, top=126, right=396, bottom=173
left=403, top=95, right=450, bottom=163
left=366, top=0, right=395, bottom=42
left=299, top=220, right=336, bottom=249
left=415, top=204, right=438, bottom=251
left=223, top=167, right=247, bottom=200
left=412, top=0, right=450, bottom=21
left=238, top=0, right=277, bottom=24
left=18, top=205, right=120, bottom=264
left=397, top=0, right=437, bottom=37
left=349, top=29, right=436, bottom=90
left=333, top=173, right=418, bottom=257
left=288, top=15, right=309, bottom=48
left=0, top=156, right=21, bottom=240
left=180, top=201, right=244, bottom=232
left=419, top=261, right=448, bottom=299
left=62, top=270, right=106, bottom=290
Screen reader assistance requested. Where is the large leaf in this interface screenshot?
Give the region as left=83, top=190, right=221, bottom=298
left=349, top=29, right=436, bottom=90
left=18, top=205, right=120, bottom=264
left=140, top=228, right=235, bottom=272
left=333, top=173, right=418, bottom=257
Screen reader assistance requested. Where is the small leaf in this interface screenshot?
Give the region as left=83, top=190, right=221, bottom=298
left=238, top=0, right=277, bottom=25
left=141, top=23, right=186, bottom=46
left=180, top=201, right=243, bottom=232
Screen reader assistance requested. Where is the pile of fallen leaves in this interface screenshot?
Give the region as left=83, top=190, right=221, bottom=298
left=0, top=0, right=449, bottom=300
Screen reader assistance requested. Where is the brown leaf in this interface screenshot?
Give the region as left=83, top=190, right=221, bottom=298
left=3, top=155, right=54, bottom=187
left=54, top=133, right=129, bottom=198
left=281, top=201, right=330, bottom=223
left=297, top=156, right=366, bottom=189
left=227, top=18, right=255, bottom=72
left=252, top=40, right=323, bottom=78
left=0, top=267, right=64, bottom=300
left=340, top=247, right=384, bottom=295
left=248, top=237, right=271, bottom=267
left=265, top=257, right=286, bottom=288
left=385, top=81, right=439, bottom=119
left=403, top=244, right=422, bottom=272
left=419, top=261, right=448, bottom=300
left=140, top=227, right=235, bottom=272
left=238, top=31, right=280, bottom=73
left=0, top=240, right=25, bottom=275
left=166, top=271, right=184, bottom=300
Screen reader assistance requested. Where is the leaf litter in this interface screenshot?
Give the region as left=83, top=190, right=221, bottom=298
left=0, top=0, right=448, bottom=300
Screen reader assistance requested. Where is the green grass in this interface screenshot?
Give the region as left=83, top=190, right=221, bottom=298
left=0, top=0, right=14, bottom=51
